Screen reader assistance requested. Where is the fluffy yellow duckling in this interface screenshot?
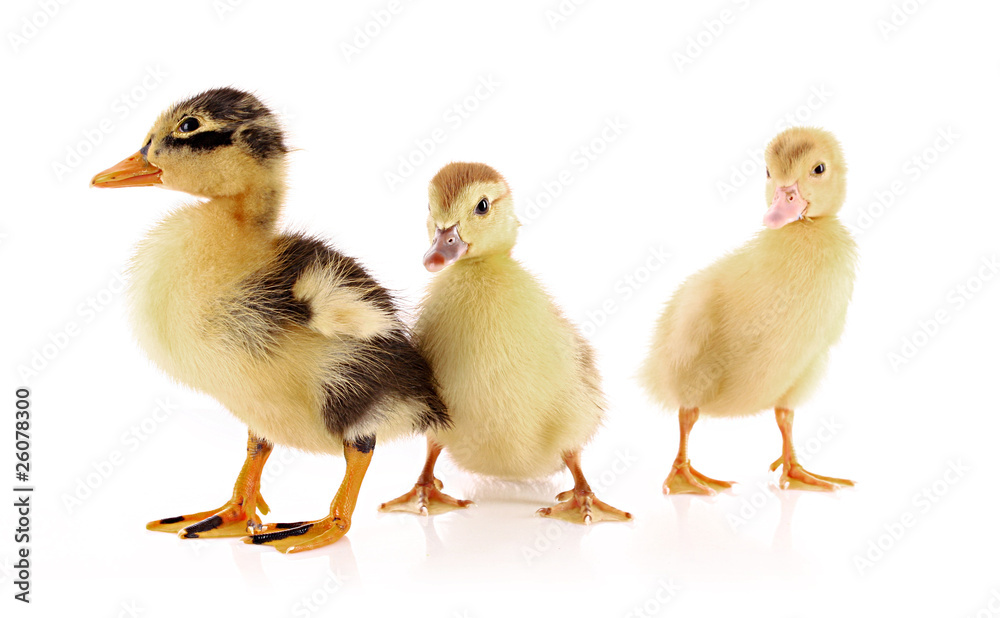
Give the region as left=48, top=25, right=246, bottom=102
left=380, top=162, right=631, bottom=524
left=91, top=87, right=448, bottom=552
left=639, top=127, right=857, bottom=494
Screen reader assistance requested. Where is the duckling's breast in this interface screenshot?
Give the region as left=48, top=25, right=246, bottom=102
left=674, top=218, right=857, bottom=416
left=126, top=210, right=342, bottom=453
left=418, top=257, right=602, bottom=479
left=129, top=210, right=259, bottom=385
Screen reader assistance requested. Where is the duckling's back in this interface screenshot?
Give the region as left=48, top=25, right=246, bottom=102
left=417, top=255, right=603, bottom=479
left=641, top=217, right=856, bottom=417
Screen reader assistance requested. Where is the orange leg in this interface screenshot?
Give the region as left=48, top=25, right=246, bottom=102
left=147, top=431, right=273, bottom=539
left=663, top=407, right=734, bottom=495
left=770, top=408, right=854, bottom=491
left=245, top=436, right=374, bottom=553
left=379, top=437, right=473, bottom=515
left=537, top=450, right=632, bottom=524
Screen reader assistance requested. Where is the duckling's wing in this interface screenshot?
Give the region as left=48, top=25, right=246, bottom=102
left=660, top=274, right=718, bottom=366
left=277, top=236, right=398, bottom=341
left=292, top=259, right=397, bottom=340
left=271, top=236, right=449, bottom=435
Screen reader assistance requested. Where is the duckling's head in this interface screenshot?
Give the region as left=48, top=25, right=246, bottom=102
left=423, top=162, right=517, bottom=272
left=91, top=87, right=287, bottom=198
left=763, top=127, right=846, bottom=229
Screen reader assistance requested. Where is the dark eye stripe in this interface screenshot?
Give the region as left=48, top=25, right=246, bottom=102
left=161, top=129, right=235, bottom=152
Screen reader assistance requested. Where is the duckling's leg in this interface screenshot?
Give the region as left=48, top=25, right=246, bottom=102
left=770, top=408, right=854, bottom=491
left=664, top=407, right=734, bottom=495
left=244, top=436, right=374, bottom=553
left=378, top=438, right=474, bottom=515
left=537, top=450, right=633, bottom=524
left=146, top=432, right=273, bottom=538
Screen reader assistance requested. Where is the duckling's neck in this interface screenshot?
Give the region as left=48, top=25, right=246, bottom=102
left=458, top=249, right=515, bottom=267
left=136, top=184, right=287, bottom=296
left=209, top=183, right=286, bottom=232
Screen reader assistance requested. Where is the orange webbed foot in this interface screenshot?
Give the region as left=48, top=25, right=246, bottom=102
left=378, top=478, right=474, bottom=516
left=147, top=491, right=269, bottom=539
left=770, top=457, right=854, bottom=491
left=537, top=489, right=632, bottom=525
left=243, top=516, right=348, bottom=554
left=663, top=460, right=734, bottom=495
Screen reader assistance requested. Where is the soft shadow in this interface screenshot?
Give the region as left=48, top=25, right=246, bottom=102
left=463, top=475, right=564, bottom=506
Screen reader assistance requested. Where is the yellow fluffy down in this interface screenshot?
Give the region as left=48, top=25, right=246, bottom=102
left=418, top=254, right=604, bottom=479
left=639, top=217, right=857, bottom=418
left=127, top=201, right=418, bottom=455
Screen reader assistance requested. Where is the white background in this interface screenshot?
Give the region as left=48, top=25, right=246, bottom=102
left=2, top=0, right=999, bottom=616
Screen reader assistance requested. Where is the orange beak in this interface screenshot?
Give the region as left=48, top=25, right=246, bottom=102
left=91, top=151, right=162, bottom=188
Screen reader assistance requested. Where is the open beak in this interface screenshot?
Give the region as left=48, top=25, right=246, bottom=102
left=91, top=151, right=162, bottom=188
left=423, top=225, right=468, bottom=272
left=763, top=182, right=807, bottom=229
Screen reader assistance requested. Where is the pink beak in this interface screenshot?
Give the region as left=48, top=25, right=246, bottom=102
left=423, top=225, right=469, bottom=272
left=763, top=183, right=808, bottom=229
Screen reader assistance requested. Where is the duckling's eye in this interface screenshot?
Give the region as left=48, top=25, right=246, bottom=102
left=766, top=168, right=770, bottom=179
left=474, top=198, right=490, bottom=215
left=813, top=163, right=825, bottom=175
left=178, top=118, right=200, bottom=133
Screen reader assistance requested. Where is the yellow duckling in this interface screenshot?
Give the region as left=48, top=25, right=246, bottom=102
left=640, top=127, right=857, bottom=494
left=380, top=162, right=632, bottom=524
left=91, top=87, right=448, bottom=552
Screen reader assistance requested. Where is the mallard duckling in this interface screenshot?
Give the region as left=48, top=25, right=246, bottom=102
left=639, top=127, right=857, bottom=494
left=379, top=162, right=631, bottom=524
left=91, top=87, right=448, bottom=553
